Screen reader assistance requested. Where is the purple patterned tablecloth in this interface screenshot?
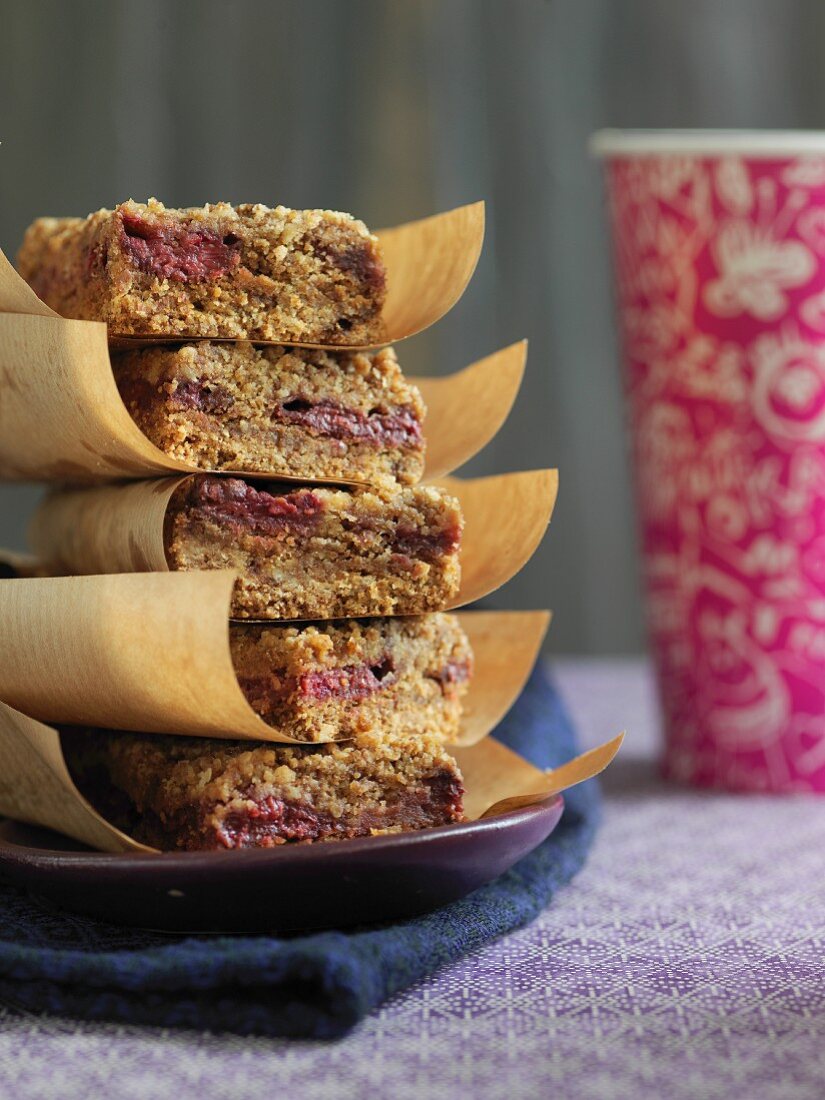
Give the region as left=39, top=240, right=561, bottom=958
left=1, top=658, right=824, bottom=1100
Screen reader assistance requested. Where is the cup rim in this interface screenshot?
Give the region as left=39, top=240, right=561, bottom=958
left=591, top=129, right=825, bottom=159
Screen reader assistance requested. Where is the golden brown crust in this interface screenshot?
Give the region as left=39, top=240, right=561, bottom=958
left=164, top=476, right=463, bottom=619
left=231, top=613, right=473, bottom=742
left=112, top=342, right=425, bottom=486
left=17, top=199, right=387, bottom=343
left=64, top=727, right=465, bottom=850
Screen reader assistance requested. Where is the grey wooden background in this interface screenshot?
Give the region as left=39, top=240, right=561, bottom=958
left=1, top=0, right=822, bottom=653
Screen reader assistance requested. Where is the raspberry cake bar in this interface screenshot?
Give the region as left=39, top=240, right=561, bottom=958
left=165, top=476, right=463, bottom=619
left=64, top=728, right=465, bottom=850
left=17, top=199, right=387, bottom=343
left=231, top=613, right=472, bottom=742
left=113, top=342, right=425, bottom=484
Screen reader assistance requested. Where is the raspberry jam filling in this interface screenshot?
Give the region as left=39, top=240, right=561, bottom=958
left=276, top=399, right=422, bottom=449
left=187, top=477, right=325, bottom=537
left=237, top=657, right=396, bottom=714
left=343, top=514, right=461, bottom=566
left=119, top=212, right=242, bottom=282
left=117, top=374, right=233, bottom=417
left=390, top=520, right=463, bottom=563
left=123, top=371, right=420, bottom=449
left=315, top=241, right=387, bottom=294
left=297, top=658, right=396, bottom=701
left=170, top=379, right=233, bottom=414
left=214, top=775, right=464, bottom=848
left=217, top=797, right=333, bottom=847
left=428, top=658, right=472, bottom=694
left=423, top=772, right=465, bottom=819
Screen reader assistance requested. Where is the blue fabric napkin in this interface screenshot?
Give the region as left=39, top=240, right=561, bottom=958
left=0, top=662, right=600, bottom=1038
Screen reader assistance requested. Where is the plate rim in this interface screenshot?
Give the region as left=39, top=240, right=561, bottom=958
left=0, top=794, right=565, bottom=871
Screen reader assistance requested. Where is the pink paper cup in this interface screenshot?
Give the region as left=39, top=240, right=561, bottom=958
left=593, top=130, right=825, bottom=792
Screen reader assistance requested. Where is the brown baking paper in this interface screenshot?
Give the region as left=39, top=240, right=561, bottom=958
left=0, top=202, right=485, bottom=350
left=0, top=697, right=622, bottom=854
left=0, top=700, right=145, bottom=852
left=0, top=570, right=548, bottom=744
left=0, top=311, right=523, bottom=483
left=419, top=340, right=526, bottom=480
left=456, top=732, right=625, bottom=821
left=0, top=245, right=58, bottom=318
left=28, top=468, right=558, bottom=615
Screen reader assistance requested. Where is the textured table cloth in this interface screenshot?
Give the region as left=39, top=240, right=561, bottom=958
left=0, top=664, right=596, bottom=1038
left=1, top=658, right=824, bottom=1100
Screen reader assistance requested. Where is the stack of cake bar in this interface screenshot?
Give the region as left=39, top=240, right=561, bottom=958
left=17, top=199, right=474, bottom=850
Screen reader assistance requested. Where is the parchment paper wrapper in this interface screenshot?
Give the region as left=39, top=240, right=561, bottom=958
left=28, top=469, right=558, bottom=616
left=0, top=311, right=525, bottom=483
left=0, top=202, right=485, bottom=350
left=0, top=570, right=548, bottom=744
left=421, top=341, right=526, bottom=481
left=0, top=694, right=622, bottom=853
left=456, top=734, right=624, bottom=821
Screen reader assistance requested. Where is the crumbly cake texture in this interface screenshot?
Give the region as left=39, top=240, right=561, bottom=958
left=164, top=476, right=463, bottom=620
left=16, top=199, right=387, bottom=343
left=113, top=341, right=425, bottom=485
left=231, top=613, right=473, bottom=743
left=64, top=727, right=465, bottom=850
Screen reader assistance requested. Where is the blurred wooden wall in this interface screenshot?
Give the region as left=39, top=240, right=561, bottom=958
left=2, top=0, right=823, bottom=652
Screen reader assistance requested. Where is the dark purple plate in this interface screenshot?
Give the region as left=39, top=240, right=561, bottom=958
left=0, top=796, right=564, bottom=934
